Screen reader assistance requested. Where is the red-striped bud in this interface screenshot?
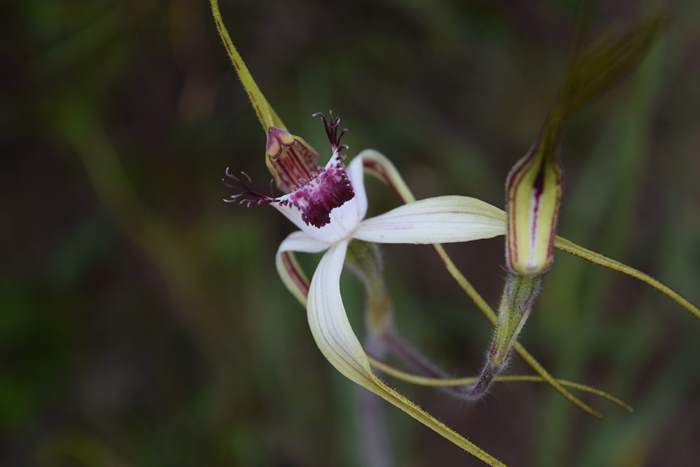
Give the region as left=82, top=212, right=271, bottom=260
left=505, top=125, right=562, bottom=276
left=265, top=127, right=321, bottom=193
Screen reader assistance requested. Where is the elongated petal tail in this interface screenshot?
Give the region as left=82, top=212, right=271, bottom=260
left=209, top=0, right=284, bottom=131
left=558, top=15, right=666, bottom=119
left=210, top=0, right=325, bottom=190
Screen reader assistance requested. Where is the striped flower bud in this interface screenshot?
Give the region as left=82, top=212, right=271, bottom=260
left=505, top=124, right=562, bottom=276
left=503, top=16, right=664, bottom=277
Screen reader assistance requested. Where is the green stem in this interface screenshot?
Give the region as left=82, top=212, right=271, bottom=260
left=346, top=240, right=393, bottom=335
left=491, top=274, right=542, bottom=366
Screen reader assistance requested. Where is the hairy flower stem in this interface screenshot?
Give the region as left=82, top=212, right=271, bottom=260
left=346, top=240, right=393, bottom=335
left=467, top=274, right=542, bottom=399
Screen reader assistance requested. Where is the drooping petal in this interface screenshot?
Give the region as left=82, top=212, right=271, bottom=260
left=354, top=195, right=506, bottom=244
left=307, top=242, right=370, bottom=383
left=273, top=153, right=366, bottom=243
left=307, top=241, right=506, bottom=466
left=276, top=231, right=330, bottom=305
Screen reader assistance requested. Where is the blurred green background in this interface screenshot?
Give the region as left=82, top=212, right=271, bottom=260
left=3, top=1, right=700, bottom=466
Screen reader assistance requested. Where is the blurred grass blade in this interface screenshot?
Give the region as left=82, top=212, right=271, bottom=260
left=368, top=357, right=633, bottom=412
left=557, top=15, right=666, bottom=120
left=209, top=0, right=285, bottom=131
left=555, top=236, right=700, bottom=320
left=521, top=14, right=665, bottom=202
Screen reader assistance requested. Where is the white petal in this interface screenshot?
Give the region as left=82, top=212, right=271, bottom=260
left=278, top=230, right=330, bottom=254
left=305, top=240, right=506, bottom=465
left=275, top=231, right=330, bottom=305
left=272, top=202, right=309, bottom=233
left=307, top=240, right=373, bottom=384
left=353, top=195, right=506, bottom=244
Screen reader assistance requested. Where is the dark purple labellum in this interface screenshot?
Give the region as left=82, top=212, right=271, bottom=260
left=284, top=157, right=354, bottom=227
left=226, top=112, right=355, bottom=229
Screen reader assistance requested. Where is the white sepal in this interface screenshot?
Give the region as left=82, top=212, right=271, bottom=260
left=305, top=239, right=506, bottom=466
left=354, top=195, right=506, bottom=244
left=276, top=231, right=330, bottom=305
left=307, top=240, right=374, bottom=384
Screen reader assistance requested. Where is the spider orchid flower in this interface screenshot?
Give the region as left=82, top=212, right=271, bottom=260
left=224, top=111, right=512, bottom=465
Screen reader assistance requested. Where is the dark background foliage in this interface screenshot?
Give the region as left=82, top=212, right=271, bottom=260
left=3, top=0, right=700, bottom=466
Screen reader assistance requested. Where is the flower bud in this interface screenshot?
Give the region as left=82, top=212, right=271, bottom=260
left=505, top=124, right=562, bottom=275
left=502, top=16, right=665, bottom=277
